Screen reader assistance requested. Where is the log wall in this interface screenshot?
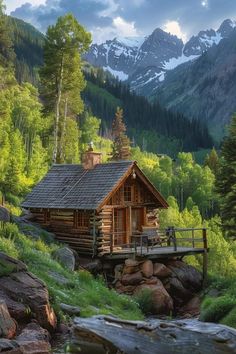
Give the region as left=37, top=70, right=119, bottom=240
left=29, top=208, right=94, bottom=256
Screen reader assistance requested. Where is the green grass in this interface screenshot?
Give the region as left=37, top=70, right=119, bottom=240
left=0, top=223, right=143, bottom=321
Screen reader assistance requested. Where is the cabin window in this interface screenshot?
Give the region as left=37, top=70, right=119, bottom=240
left=124, top=185, right=132, bottom=202
left=77, top=211, right=90, bottom=228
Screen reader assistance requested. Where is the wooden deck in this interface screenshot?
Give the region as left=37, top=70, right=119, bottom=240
left=101, top=245, right=208, bottom=260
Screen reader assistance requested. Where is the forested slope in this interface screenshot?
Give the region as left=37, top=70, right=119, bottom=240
left=7, top=17, right=214, bottom=156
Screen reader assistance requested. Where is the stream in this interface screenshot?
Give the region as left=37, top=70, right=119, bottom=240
left=54, top=316, right=236, bottom=354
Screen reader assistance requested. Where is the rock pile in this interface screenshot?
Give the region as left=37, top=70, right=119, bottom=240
left=114, top=258, right=202, bottom=316
left=0, top=252, right=57, bottom=353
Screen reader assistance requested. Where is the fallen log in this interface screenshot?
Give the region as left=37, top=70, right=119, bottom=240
left=72, top=315, right=236, bottom=354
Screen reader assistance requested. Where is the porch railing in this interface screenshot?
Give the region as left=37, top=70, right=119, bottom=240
left=108, top=227, right=208, bottom=256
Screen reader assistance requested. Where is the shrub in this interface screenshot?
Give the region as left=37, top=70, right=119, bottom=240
left=200, top=295, right=236, bottom=323
left=134, top=288, right=154, bottom=315
left=220, top=307, right=236, bottom=328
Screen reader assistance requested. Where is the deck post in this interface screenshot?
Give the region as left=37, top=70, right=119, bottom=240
left=202, top=228, right=208, bottom=286
left=173, top=228, right=177, bottom=251
left=203, top=250, right=208, bottom=286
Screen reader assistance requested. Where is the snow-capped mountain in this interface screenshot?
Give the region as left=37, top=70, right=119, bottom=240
left=84, top=19, right=236, bottom=96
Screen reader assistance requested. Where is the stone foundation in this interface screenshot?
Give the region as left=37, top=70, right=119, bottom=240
left=113, top=258, right=203, bottom=316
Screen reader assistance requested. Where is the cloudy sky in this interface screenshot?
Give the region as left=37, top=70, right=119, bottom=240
left=5, top=0, right=236, bottom=43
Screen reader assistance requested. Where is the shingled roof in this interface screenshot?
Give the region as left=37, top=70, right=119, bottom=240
left=22, top=161, right=168, bottom=210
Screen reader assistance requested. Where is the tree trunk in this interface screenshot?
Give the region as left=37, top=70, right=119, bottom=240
left=53, top=54, right=64, bottom=164
left=59, top=96, right=68, bottom=163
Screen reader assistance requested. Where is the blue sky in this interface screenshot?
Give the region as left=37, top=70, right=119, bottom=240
left=6, top=0, right=236, bottom=43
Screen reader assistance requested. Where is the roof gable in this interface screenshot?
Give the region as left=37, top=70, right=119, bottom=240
left=22, top=161, right=168, bottom=210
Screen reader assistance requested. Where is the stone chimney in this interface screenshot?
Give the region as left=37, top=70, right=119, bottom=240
left=82, top=143, right=102, bottom=170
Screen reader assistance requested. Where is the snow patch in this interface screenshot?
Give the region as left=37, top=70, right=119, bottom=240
left=200, top=31, right=222, bottom=47
left=103, top=66, right=128, bottom=81
left=163, top=54, right=199, bottom=71
left=116, top=36, right=145, bottom=48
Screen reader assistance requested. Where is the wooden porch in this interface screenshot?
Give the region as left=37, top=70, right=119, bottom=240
left=99, top=227, right=209, bottom=279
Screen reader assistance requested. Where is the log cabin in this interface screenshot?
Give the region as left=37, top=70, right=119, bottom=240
left=22, top=149, right=169, bottom=257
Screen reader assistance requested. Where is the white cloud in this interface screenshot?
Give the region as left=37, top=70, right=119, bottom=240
left=163, top=20, right=187, bottom=42
left=91, top=16, right=140, bottom=43
left=113, top=16, right=139, bottom=37
left=5, top=0, right=46, bottom=14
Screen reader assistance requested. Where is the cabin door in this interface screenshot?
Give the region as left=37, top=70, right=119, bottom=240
left=131, top=208, right=143, bottom=233
left=114, top=208, right=126, bottom=246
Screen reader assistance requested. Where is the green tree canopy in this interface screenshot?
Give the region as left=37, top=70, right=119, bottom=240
left=40, top=13, right=91, bottom=163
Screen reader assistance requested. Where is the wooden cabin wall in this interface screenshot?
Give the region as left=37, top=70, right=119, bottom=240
left=94, top=208, right=113, bottom=254
left=29, top=208, right=94, bottom=256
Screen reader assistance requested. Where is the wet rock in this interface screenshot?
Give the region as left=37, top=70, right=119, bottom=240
left=153, top=263, right=172, bottom=278
left=53, top=247, right=75, bottom=271
left=121, top=271, right=143, bottom=286
left=140, top=260, right=153, bottom=278
left=0, top=253, right=57, bottom=332
left=166, top=260, right=202, bottom=292
left=135, top=280, right=173, bottom=315
left=0, top=301, right=17, bottom=339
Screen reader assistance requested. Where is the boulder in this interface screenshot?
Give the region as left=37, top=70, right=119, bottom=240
left=168, top=277, right=193, bottom=305
left=0, top=206, right=10, bottom=222
left=115, top=283, right=136, bottom=295
left=135, top=280, right=173, bottom=315
left=60, top=303, right=81, bottom=317
left=145, top=277, right=158, bottom=285
left=0, top=301, right=16, bottom=339
left=125, top=259, right=139, bottom=267
left=16, top=322, right=51, bottom=354
left=121, top=271, right=143, bottom=286
left=122, top=264, right=140, bottom=275
left=0, top=291, right=28, bottom=321
left=83, top=259, right=102, bottom=275
left=166, top=260, right=202, bottom=292
left=0, top=253, right=57, bottom=333
left=179, top=296, right=201, bottom=317
left=0, top=339, right=20, bottom=353
left=140, top=260, right=153, bottom=278
left=153, top=263, right=172, bottom=278
left=114, top=264, right=123, bottom=280
left=53, top=247, right=75, bottom=271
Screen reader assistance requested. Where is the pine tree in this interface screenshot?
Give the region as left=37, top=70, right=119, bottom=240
left=111, top=107, right=131, bottom=160
left=40, top=14, right=91, bottom=163
left=215, top=115, right=236, bottom=238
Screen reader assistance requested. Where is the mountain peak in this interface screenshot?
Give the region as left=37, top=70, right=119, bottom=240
left=218, top=19, right=236, bottom=37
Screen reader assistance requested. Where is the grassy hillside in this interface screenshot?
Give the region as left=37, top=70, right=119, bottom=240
left=0, top=221, right=143, bottom=321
